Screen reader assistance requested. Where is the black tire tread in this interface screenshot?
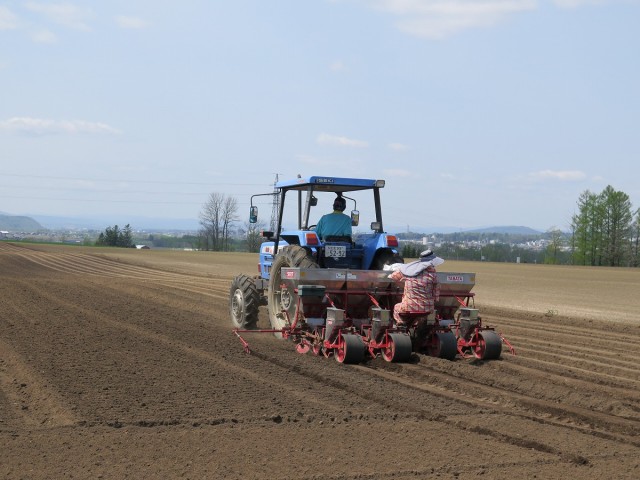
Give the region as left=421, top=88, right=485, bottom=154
left=267, top=246, right=318, bottom=337
left=370, top=250, right=404, bottom=270
left=386, top=333, right=413, bottom=363
left=229, top=274, right=260, bottom=329
left=477, top=330, right=502, bottom=360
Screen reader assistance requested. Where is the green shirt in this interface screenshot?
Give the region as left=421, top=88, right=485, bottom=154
left=316, top=211, right=352, bottom=240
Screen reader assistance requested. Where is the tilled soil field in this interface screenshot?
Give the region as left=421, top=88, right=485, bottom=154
left=1, top=242, right=639, bottom=479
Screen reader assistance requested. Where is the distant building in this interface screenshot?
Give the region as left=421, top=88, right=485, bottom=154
left=135, top=244, right=150, bottom=249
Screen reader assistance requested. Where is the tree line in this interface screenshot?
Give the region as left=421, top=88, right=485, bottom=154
left=98, top=187, right=638, bottom=268
left=400, top=237, right=571, bottom=265
left=570, top=185, right=639, bottom=267
left=95, top=224, right=134, bottom=247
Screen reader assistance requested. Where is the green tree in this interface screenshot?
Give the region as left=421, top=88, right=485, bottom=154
left=96, top=224, right=134, bottom=247
left=401, top=242, right=422, bottom=259
left=572, top=189, right=606, bottom=266
left=119, top=224, right=133, bottom=248
left=631, top=208, right=640, bottom=267
left=599, top=186, right=632, bottom=266
left=571, top=186, right=635, bottom=267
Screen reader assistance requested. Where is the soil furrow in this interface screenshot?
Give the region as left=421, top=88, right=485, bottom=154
left=3, top=243, right=640, bottom=479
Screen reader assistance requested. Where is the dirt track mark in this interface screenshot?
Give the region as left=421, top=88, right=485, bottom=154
left=502, top=328, right=640, bottom=366
left=225, top=339, right=636, bottom=466
left=0, top=242, right=231, bottom=301
left=490, top=359, right=640, bottom=407
left=354, top=359, right=640, bottom=466
left=496, top=319, right=640, bottom=350
left=8, top=248, right=636, bottom=442
left=483, top=309, right=640, bottom=348
left=415, top=359, right=637, bottom=436
left=0, top=338, right=77, bottom=430
left=4, top=243, right=640, bottom=478
left=3, top=244, right=181, bottom=280
left=484, top=311, right=640, bottom=385
left=4, top=278, right=379, bottom=426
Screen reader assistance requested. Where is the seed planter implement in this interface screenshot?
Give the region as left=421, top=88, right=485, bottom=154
left=229, top=175, right=514, bottom=363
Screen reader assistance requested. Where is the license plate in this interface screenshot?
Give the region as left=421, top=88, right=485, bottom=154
left=325, top=245, right=346, bottom=258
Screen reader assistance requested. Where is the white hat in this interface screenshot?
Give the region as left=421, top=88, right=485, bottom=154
left=419, top=249, right=444, bottom=267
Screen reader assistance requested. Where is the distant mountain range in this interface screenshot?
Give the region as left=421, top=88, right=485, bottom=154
left=0, top=212, right=542, bottom=236
left=30, top=214, right=201, bottom=231
left=386, top=224, right=543, bottom=235
left=461, top=226, right=542, bottom=235
left=0, top=214, right=45, bottom=231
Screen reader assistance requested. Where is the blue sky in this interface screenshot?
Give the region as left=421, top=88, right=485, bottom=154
left=1, top=0, right=639, bottom=232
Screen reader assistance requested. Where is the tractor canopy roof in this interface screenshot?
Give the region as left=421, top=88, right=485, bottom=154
left=276, top=176, right=385, bottom=193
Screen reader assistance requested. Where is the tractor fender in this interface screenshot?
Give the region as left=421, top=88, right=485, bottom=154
left=361, top=234, right=401, bottom=269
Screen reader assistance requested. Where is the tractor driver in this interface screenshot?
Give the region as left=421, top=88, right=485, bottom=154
left=315, top=195, right=352, bottom=241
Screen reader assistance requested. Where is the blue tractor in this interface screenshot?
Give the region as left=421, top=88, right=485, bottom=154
left=229, top=176, right=404, bottom=332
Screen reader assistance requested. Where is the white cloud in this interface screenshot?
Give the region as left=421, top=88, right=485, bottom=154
left=364, top=0, right=537, bottom=39
left=31, top=29, right=58, bottom=43
left=388, top=142, right=409, bottom=151
left=317, top=133, right=369, bottom=148
left=0, top=117, right=121, bottom=135
left=528, top=169, right=587, bottom=181
left=552, top=0, right=609, bottom=7
left=115, top=15, right=149, bottom=29
left=25, top=2, right=93, bottom=31
left=0, top=6, right=19, bottom=30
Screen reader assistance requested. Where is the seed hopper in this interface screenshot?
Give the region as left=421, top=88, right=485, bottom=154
left=232, top=266, right=515, bottom=363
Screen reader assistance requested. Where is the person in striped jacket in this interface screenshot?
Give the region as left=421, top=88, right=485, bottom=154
left=388, top=250, right=444, bottom=325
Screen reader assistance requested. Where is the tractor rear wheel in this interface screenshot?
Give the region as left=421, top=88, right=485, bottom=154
left=381, top=333, right=413, bottom=363
left=370, top=250, right=404, bottom=270
left=267, top=245, right=318, bottom=338
left=425, top=331, right=458, bottom=360
left=229, top=274, right=260, bottom=329
left=335, top=334, right=365, bottom=364
left=473, top=330, right=502, bottom=360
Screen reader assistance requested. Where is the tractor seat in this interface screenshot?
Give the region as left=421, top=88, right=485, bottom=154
left=396, top=311, right=433, bottom=327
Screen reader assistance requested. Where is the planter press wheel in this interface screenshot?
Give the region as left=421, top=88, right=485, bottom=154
left=425, top=331, right=458, bottom=360
left=381, top=333, right=413, bottom=363
left=473, top=330, right=502, bottom=360
left=229, top=274, right=260, bottom=329
left=267, top=245, right=317, bottom=338
left=335, top=334, right=365, bottom=364
left=312, top=343, right=323, bottom=356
